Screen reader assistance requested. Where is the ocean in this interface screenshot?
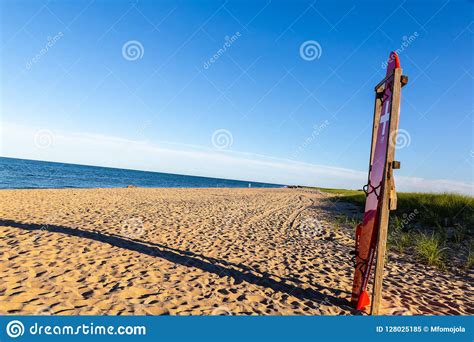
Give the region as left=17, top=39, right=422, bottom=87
left=0, top=157, right=284, bottom=189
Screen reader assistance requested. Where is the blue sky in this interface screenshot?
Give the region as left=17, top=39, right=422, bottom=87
left=0, top=0, right=472, bottom=193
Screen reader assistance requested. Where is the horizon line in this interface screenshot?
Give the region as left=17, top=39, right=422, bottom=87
left=0, top=155, right=287, bottom=188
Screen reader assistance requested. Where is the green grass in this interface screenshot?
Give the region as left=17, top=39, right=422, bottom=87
left=315, top=187, right=473, bottom=230
left=466, top=246, right=474, bottom=270
left=334, top=215, right=360, bottom=228
left=388, top=231, right=412, bottom=254
left=312, top=187, right=473, bottom=271
left=413, top=233, right=446, bottom=268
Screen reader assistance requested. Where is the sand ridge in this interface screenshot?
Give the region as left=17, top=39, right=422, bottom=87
left=0, top=188, right=471, bottom=315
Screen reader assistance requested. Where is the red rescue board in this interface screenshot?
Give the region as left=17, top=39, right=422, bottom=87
left=351, top=52, right=401, bottom=310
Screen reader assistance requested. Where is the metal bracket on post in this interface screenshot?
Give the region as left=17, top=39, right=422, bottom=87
left=388, top=161, right=400, bottom=211
left=401, top=75, right=408, bottom=87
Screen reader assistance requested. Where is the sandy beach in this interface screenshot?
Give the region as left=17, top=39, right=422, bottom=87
left=0, top=188, right=471, bottom=315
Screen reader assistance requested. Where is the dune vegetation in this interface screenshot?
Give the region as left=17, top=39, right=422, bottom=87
left=316, top=187, right=473, bottom=271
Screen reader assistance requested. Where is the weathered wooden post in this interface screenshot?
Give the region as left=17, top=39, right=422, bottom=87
left=351, top=51, right=408, bottom=314
left=371, top=65, right=408, bottom=315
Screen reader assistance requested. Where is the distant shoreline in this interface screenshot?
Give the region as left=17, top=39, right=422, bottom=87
left=0, top=156, right=285, bottom=190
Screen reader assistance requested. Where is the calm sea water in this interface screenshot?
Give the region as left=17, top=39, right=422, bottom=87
left=0, top=157, right=284, bottom=189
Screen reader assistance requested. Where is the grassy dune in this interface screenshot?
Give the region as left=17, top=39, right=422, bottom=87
left=316, top=187, right=473, bottom=271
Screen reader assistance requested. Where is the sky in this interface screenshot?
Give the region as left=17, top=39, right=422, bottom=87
left=0, top=0, right=473, bottom=194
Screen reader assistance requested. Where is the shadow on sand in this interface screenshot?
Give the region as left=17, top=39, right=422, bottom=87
left=1, top=219, right=355, bottom=313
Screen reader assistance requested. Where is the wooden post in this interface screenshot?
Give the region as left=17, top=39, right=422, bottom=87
left=371, top=68, right=406, bottom=315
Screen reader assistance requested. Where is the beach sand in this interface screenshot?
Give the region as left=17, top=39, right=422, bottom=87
left=0, top=188, right=471, bottom=315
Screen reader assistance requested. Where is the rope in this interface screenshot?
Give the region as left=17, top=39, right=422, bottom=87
left=362, top=180, right=382, bottom=199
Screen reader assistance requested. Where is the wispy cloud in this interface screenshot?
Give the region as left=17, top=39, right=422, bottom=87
left=1, top=122, right=472, bottom=195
